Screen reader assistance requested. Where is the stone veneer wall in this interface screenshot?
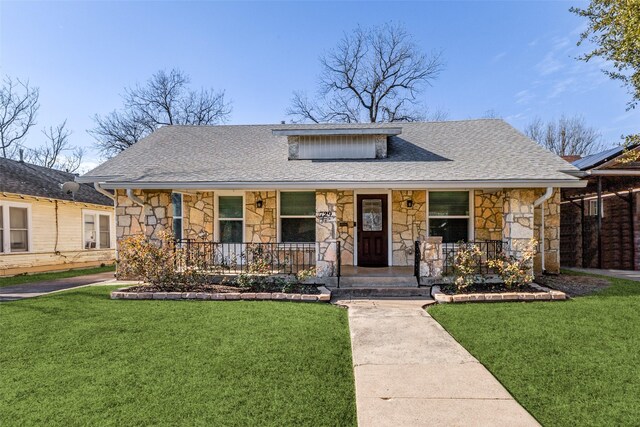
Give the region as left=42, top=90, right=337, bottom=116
left=502, top=188, right=536, bottom=260
left=245, top=191, right=277, bottom=243
left=115, top=189, right=172, bottom=242
left=474, top=190, right=504, bottom=241
left=182, top=192, right=214, bottom=240
left=533, top=189, right=561, bottom=274
left=336, top=191, right=355, bottom=266
left=316, top=190, right=338, bottom=277
left=392, top=190, right=426, bottom=266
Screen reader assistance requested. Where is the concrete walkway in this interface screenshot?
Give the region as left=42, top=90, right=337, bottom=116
left=563, top=267, right=640, bottom=282
left=338, top=298, right=539, bottom=427
left=0, top=271, right=117, bottom=301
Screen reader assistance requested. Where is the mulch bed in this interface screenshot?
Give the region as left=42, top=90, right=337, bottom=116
left=126, top=283, right=321, bottom=295
left=535, top=274, right=611, bottom=297
left=440, top=283, right=543, bottom=295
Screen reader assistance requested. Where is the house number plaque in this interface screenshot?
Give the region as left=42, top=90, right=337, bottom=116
left=316, top=211, right=336, bottom=223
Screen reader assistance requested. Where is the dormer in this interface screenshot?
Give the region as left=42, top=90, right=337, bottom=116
left=272, top=127, right=402, bottom=160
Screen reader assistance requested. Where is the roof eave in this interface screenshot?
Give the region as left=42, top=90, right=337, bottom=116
left=83, top=178, right=587, bottom=191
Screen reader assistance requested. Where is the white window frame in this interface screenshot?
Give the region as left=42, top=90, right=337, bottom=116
left=0, top=201, right=32, bottom=254
left=426, top=190, right=474, bottom=243
left=171, top=192, right=184, bottom=240
left=587, top=199, right=604, bottom=217
left=82, top=209, right=114, bottom=250
left=277, top=190, right=317, bottom=243
left=214, top=191, right=245, bottom=243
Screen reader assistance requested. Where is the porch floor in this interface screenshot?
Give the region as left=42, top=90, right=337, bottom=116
left=340, top=266, right=414, bottom=277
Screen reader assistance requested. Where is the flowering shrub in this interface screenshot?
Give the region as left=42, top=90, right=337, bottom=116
left=488, top=239, right=537, bottom=288
left=449, top=242, right=483, bottom=291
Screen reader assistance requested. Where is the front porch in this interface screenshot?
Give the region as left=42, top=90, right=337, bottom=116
left=114, top=187, right=562, bottom=282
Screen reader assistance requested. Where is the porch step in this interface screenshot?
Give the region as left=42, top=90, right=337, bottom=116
left=337, top=276, right=419, bottom=287
left=330, top=286, right=432, bottom=298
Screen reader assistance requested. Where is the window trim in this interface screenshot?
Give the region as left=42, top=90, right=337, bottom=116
left=82, top=209, right=114, bottom=250
left=426, top=190, right=474, bottom=243
left=1, top=201, right=32, bottom=254
left=277, top=190, right=317, bottom=243
left=587, top=199, right=604, bottom=217
left=214, top=191, right=245, bottom=243
left=172, top=192, right=184, bottom=240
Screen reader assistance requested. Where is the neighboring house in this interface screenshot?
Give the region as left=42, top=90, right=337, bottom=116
left=77, top=120, right=584, bottom=281
left=560, top=145, right=640, bottom=270
left=0, top=157, right=116, bottom=276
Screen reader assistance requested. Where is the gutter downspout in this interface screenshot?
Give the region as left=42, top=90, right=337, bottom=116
left=126, top=189, right=145, bottom=207
left=94, top=182, right=116, bottom=201
left=534, top=187, right=554, bottom=273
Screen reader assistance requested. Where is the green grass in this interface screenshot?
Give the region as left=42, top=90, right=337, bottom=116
left=0, top=287, right=356, bottom=426
left=429, top=276, right=640, bottom=426
left=0, top=264, right=115, bottom=288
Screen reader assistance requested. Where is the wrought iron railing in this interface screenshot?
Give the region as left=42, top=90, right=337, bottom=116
left=414, top=240, right=421, bottom=285
left=174, top=239, right=316, bottom=275
left=441, top=240, right=505, bottom=275
left=336, top=240, right=341, bottom=288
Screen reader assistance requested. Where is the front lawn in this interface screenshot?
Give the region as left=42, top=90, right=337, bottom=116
left=0, top=287, right=356, bottom=426
left=429, top=275, right=640, bottom=426
left=0, top=264, right=115, bottom=288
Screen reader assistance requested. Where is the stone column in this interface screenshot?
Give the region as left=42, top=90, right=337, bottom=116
left=316, top=190, right=338, bottom=277
left=336, top=191, right=355, bottom=266
left=392, top=190, right=426, bottom=266
left=502, top=189, right=536, bottom=259
left=419, top=236, right=443, bottom=279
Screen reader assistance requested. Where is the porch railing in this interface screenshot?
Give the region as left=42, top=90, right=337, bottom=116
left=174, top=239, right=316, bottom=275
left=441, top=240, right=505, bottom=275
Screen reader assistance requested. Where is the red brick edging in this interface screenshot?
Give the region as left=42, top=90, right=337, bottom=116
left=110, top=286, right=332, bottom=302
left=431, top=283, right=567, bottom=303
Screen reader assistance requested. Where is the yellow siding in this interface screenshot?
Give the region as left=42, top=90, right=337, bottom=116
left=0, top=193, right=116, bottom=276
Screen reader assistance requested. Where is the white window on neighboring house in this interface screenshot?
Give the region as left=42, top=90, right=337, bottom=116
left=427, top=191, right=471, bottom=243
left=218, top=195, right=244, bottom=243
left=83, top=211, right=112, bottom=249
left=0, top=203, right=31, bottom=253
left=587, top=199, right=604, bottom=217
left=279, top=191, right=316, bottom=243
left=172, top=193, right=183, bottom=241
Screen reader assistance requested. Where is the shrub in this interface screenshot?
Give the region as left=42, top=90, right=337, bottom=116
left=117, top=232, right=204, bottom=290
left=448, top=242, right=483, bottom=291
left=488, top=239, right=537, bottom=288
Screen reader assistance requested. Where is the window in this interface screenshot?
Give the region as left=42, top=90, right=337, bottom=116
left=84, top=212, right=111, bottom=249
left=0, top=203, right=30, bottom=253
left=218, top=195, right=243, bottom=243
left=280, top=191, right=316, bottom=242
left=428, top=191, right=470, bottom=243
left=172, top=193, right=183, bottom=240
left=587, top=199, right=604, bottom=217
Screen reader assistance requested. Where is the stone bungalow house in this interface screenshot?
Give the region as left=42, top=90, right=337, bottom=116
left=1, top=157, right=115, bottom=276
left=77, top=119, right=584, bottom=282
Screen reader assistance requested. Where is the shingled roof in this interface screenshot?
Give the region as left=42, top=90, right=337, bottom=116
left=78, top=119, right=582, bottom=188
left=0, top=157, right=113, bottom=206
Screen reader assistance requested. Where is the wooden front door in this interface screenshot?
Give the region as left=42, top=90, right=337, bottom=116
left=357, top=194, right=388, bottom=267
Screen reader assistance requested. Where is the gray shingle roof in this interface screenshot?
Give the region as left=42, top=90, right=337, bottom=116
left=0, top=157, right=113, bottom=206
left=79, top=119, right=581, bottom=187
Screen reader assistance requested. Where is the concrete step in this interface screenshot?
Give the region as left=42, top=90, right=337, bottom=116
left=338, top=276, right=419, bottom=287
left=330, top=286, right=432, bottom=298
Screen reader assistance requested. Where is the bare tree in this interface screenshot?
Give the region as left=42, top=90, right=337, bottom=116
left=26, top=120, right=84, bottom=173
left=288, top=22, right=443, bottom=123
left=91, top=69, right=231, bottom=157
left=524, top=115, right=603, bottom=156
left=0, top=76, right=39, bottom=158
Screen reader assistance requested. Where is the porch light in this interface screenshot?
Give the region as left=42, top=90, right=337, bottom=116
left=256, top=198, right=263, bottom=209
left=406, top=199, right=413, bottom=208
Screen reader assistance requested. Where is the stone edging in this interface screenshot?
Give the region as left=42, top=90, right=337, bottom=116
left=111, top=286, right=331, bottom=302
left=431, top=283, right=567, bottom=303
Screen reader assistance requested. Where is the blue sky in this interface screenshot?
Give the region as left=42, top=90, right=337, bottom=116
left=1, top=0, right=638, bottom=170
